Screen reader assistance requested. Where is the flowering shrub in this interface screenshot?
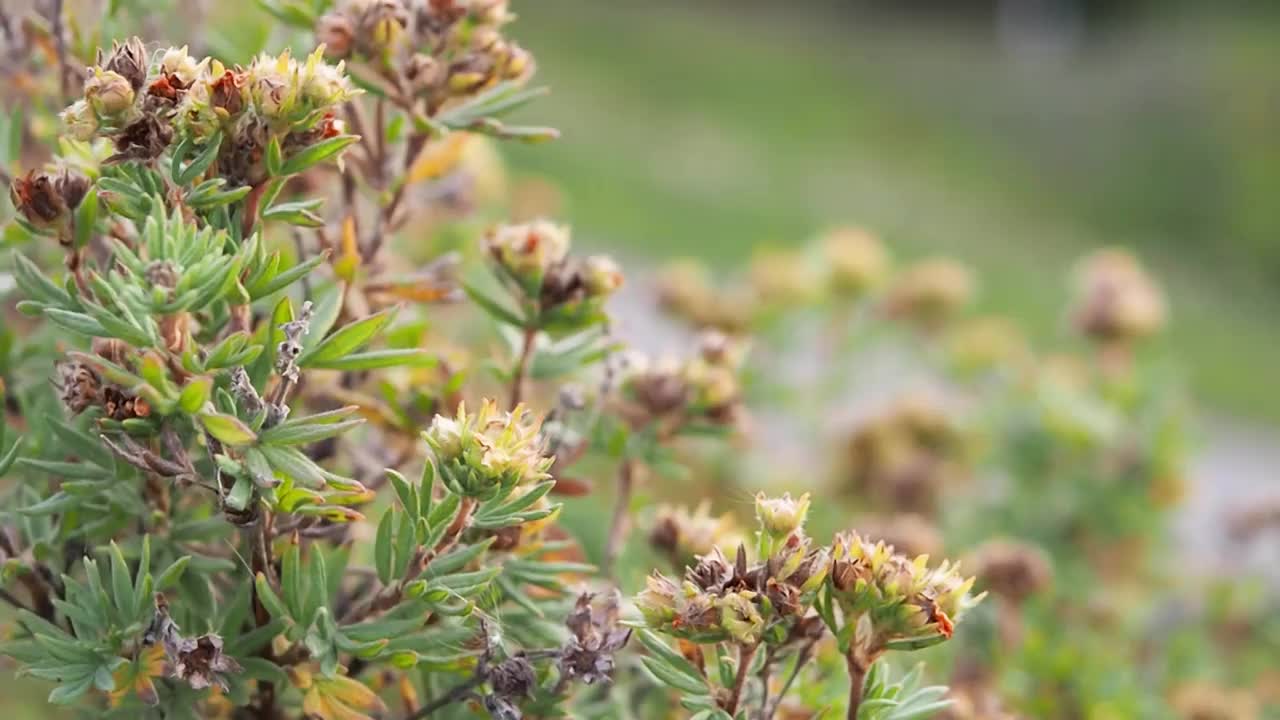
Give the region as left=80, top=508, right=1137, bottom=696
left=0, top=2, right=1274, bottom=720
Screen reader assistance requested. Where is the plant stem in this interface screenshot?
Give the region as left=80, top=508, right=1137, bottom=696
left=726, top=643, right=759, bottom=716
left=602, top=457, right=636, bottom=581
left=845, top=654, right=870, bottom=720
left=509, top=325, right=537, bottom=408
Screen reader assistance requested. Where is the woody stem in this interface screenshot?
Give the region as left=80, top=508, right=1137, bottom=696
left=725, top=643, right=758, bottom=716
left=602, top=457, right=636, bottom=581
left=845, top=653, right=872, bottom=720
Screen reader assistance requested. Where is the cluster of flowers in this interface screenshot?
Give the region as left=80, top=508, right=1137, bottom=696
left=59, top=38, right=357, bottom=185
left=656, top=226, right=977, bottom=334
left=637, top=493, right=830, bottom=646
left=483, top=220, right=623, bottom=323
left=842, top=395, right=968, bottom=517
left=317, top=0, right=532, bottom=110
left=423, top=398, right=551, bottom=499
left=613, top=330, right=747, bottom=432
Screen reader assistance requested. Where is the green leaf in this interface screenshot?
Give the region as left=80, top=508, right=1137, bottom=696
left=374, top=507, right=394, bottom=585
left=178, top=377, right=212, bottom=414
left=226, top=475, right=254, bottom=511
left=249, top=251, right=328, bottom=299
left=178, top=134, right=223, bottom=185
left=258, top=444, right=326, bottom=487
left=262, top=199, right=325, bottom=227
left=306, top=348, right=435, bottom=371
left=0, top=436, right=23, bottom=475
left=11, top=252, right=72, bottom=307
left=201, top=412, right=258, bottom=446
left=259, top=406, right=364, bottom=446
left=254, top=572, right=292, bottom=621
left=462, top=280, right=526, bottom=328
left=640, top=656, right=710, bottom=696
left=155, top=556, right=190, bottom=590
left=299, top=308, right=397, bottom=368
left=43, top=308, right=106, bottom=337
left=279, top=134, right=359, bottom=176
left=266, top=134, right=283, bottom=177
left=72, top=189, right=98, bottom=250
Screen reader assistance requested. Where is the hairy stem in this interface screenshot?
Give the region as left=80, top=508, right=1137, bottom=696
left=602, top=457, right=636, bottom=581
left=845, top=653, right=871, bottom=720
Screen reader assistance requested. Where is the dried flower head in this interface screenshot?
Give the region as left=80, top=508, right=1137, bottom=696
left=649, top=500, right=740, bottom=566
left=558, top=591, right=631, bottom=686
left=9, top=168, right=90, bottom=232
left=423, top=400, right=553, bottom=499
left=946, top=316, right=1029, bottom=375
left=968, top=539, right=1053, bottom=606
left=884, top=257, right=974, bottom=330
left=98, top=37, right=149, bottom=91
left=1072, top=248, right=1166, bottom=346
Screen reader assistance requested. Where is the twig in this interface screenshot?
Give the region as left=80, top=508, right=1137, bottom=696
left=49, top=0, right=69, bottom=101
left=602, top=457, right=636, bottom=581
left=508, top=326, right=537, bottom=408
left=725, top=643, right=759, bottom=716
left=407, top=676, right=484, bottom=719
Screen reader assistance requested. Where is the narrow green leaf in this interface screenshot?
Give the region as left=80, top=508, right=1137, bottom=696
left=201, top=412, right=258, bottom=446
left=306, top=348, right=436, bottom=371
left=178, top=377, right=212, bottom=414
left=178, top=133, right=223, bottom=185
left=155, top=556, right=190, bottom=590
left=374, top=507, right=394, bottom=585
left=298, top=308, right=396, bottom=368
left=279, top=134, right=359, bottom=176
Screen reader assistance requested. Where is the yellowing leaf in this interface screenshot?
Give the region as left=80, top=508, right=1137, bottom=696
left=333, top=215, right=361, bottom=283
left=406, top=133, right=471, bottom=186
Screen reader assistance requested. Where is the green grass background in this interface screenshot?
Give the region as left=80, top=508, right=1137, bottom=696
left=490, top=0, right=1280, bottom=423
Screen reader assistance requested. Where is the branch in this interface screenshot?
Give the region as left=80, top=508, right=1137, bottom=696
left=508, top=326, right=537, bottom=408
left=602, top=457, right=636, bottom=581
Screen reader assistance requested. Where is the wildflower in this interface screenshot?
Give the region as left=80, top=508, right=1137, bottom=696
left=160, top=46, right=204, bottom=86
left=558, top=591, right=631, bottom=686
left=85, top=68, right=137, bottom=118
left=583, top=255, right=624, bottom=297
left=821, top=226, right=890, bottom=296
left=754, top=492, right=811, bottom=539
left=718, top=590, right=765, bottom=644
left=484, top=219, right=571, bottom=290
left=830, top=530, right=981, bottom=646
left=423, top=400, right=554, bottom=499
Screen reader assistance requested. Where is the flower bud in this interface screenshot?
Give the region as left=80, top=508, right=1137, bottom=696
left=85, top=69, right=137, bottom=117
left=423, top=401, right=552, bottom=499
left=583, top=255, right=623, bottom=297
left=754, top=492, right=811, bottom=539
left=884, top=258, right=974, bottom=331
left=483, top=220, right=571, bottom=286
left=208, top=70, right=246, bottom=117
